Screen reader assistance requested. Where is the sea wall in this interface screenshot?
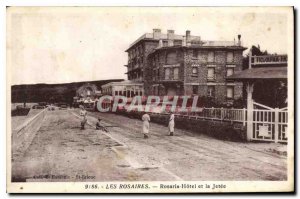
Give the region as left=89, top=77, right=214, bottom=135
left=12, top=109, right=46, bottom=160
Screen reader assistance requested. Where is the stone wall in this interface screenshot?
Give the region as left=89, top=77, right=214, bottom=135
left=144, top=46, right=245, bottom=104
left=183, top=49, right=244, bottom=102
left=117, top=111, right=247, bottom=142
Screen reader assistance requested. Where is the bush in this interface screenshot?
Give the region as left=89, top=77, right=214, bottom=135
left=11, top=108, right=30, bottom=116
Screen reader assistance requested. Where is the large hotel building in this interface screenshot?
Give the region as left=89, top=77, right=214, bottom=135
left=124, top=29, right=246, bottom=103
left=103, top=29, right=246, bottom=104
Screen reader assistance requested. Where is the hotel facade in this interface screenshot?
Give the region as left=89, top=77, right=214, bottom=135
left=124, top=29, right=246, bottom=104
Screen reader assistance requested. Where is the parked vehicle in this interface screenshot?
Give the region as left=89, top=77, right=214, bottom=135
left=59, top=104, right=68, bottom=110
left=32, top=105, right=46, bottom=109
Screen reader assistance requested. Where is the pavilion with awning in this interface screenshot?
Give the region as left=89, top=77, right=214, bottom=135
left=226, top=54, right=288, bottom=142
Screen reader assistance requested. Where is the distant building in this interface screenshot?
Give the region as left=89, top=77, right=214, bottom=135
left=101, top=80, right=144, bottom=98
left=73, top=83, right=102, bottom=107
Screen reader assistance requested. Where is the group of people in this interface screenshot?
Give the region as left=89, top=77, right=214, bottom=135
left=142, top=112, right=175, bottom=139
left=79, top=105, right=106, bottom=131
left=79, top=105, right=175, bottom=138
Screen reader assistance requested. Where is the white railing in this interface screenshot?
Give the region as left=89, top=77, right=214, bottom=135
left=252, top=108, right=288, bottom=143
left=176, top=107, right=246, bottom=125
left=278, top=110, right=288, bottom=143
left=146, top=107, right=246, bottom=125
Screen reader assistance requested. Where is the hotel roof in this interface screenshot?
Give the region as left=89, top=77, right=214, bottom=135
left=227, top=67, right=287, bottom=81
left=126, top=33, right=197, bottom=52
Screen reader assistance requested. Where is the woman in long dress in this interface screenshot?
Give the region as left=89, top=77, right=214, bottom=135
left=168, top=112, right=175, bottom=136
left=79, top=105, right=87, bottom=130
left=142, top=112, right=150, bottom=139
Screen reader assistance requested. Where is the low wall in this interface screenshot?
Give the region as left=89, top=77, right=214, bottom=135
left=116, top=111, right=247, bottom=142
left=12, top=109, right=46, bottom=160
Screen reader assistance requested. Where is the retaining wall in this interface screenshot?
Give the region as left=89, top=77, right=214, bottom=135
left=12, top=109, right=46, bottom=160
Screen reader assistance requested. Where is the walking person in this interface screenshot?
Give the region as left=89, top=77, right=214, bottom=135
left=142, top=112, right=150, bottom=139
left=168, top=112, right=175, bottom=136
left=79, top=105, right=87, bottom=130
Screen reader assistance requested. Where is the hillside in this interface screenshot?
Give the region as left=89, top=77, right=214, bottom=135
left=11, top=79, right=124, bottom=104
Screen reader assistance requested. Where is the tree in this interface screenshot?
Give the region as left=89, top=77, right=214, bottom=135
left=242, top=45, right=269, bottom=70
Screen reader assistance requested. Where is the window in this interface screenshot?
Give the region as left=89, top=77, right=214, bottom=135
left=208, top=51, right=215, bottom=62
left=192, top=85, right=198, bottom=95
left=118, top=91, right=122, bottom=96
left=163, top=41, right=168, bottom=47
left=174, top=40, right=182, bottom=46
left=174, top=68, right=179, bottom=80
left=165, top=68, right=171, bottom=80
left=193, top=50, right=198, bottom=58
left=207, top=67, right=215, bottom=81
left=226, top=86, right=234, bottom=99
left=227, top=52, right=234, bottom=63
left=153, top=69, right=156, bottom=81
left=226, top=68, right=234, bottom=77
left=207, top=86, right=215, bottom=98
left=166, top=52, right=177, bottom=64
left=192, top=67, right=198, bottom=76
left=115, top=91, right=118, bottom=96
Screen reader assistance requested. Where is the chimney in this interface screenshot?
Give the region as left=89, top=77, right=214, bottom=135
left=237, top=34, right=241, bottom=46
left=167, top=30, right=175, bottom=47
left=182, top=36, right=186, bottom=46
left=186, top=30, right=191, bottom=46
left=153, top=29, right=162, bottom=40
left=158, top=39, right=163, bottom=48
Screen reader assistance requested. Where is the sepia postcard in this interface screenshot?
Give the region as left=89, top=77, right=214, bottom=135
left=6, top=6, right=294, bottom=193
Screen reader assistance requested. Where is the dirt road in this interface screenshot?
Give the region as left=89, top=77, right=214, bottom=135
left=12, top=109, right=287, bottom=182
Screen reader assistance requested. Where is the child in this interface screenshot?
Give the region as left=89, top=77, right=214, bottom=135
left=96, top=118, right=102, bottom=130
left=79, top=105, right=87, bottom=130
left=96, top=118, right=108, bottom=132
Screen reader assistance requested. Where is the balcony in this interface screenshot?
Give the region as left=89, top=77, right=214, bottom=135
left=207, top=75, right=216, bottom=82
left=125, top=67, right=141, bottom=74
left=158, top=77, right=182, bottom=83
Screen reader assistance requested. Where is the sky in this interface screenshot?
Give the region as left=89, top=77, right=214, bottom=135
left=7, top=7, right=292, bottom=85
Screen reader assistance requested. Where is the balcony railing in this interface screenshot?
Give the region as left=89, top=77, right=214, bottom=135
left=207, top=75, right=216, bottom=81
left=162, top=76, right=180, bottom=81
